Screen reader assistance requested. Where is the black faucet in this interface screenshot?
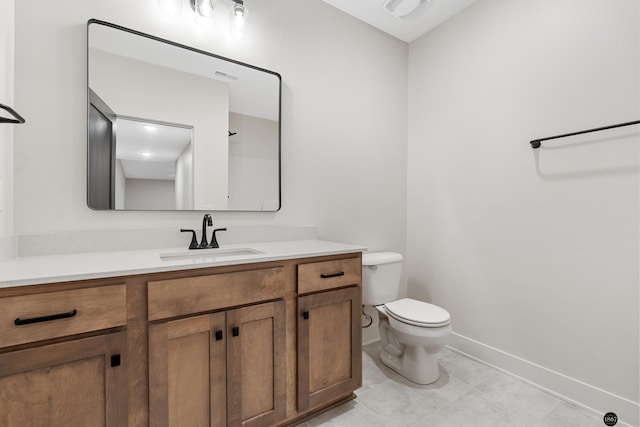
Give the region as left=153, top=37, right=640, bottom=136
left=181, top=214, right=226, bottom=250
left=209, top=228, right=227, bottom=249
left=180, top=229, right=199, bottom=249
left=199, top=213, right=213, bottom=248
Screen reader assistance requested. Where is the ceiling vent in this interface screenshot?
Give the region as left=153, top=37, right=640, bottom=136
left=383, top=0, right=432, bottom=21
left=214, top=70, right=239, bottom=80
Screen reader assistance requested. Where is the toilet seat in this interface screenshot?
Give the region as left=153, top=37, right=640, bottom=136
left=384, top=298, right=450, bottom=328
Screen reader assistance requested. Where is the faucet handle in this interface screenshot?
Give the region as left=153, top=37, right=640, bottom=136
left=209, top=228, right=227, bottom=249
left=180, top=229, right=199, bottom=250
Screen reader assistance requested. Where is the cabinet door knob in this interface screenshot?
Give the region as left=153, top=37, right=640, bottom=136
left=232, top=326, right=240, bottom=337
left=302, top=311, right=309, bottom=320
left=215, top=330, right=223, bottom=341
left=110, top=354, right=121, bottom=367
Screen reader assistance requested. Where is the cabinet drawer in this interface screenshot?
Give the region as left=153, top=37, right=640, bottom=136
left=297, top=257, right=361, bottom=294
left=147, top=267, right=285, bottom=321
left=0, top=284, right=127, bottom=349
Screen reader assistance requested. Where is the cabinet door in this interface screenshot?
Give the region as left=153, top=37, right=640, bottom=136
left=297, top=286, right=362, bottom=411
left=227, top=300, right=286, bottom=427
left=149, top=312, right=227, bottom=427
left=0, top=331, right=127, bottom=427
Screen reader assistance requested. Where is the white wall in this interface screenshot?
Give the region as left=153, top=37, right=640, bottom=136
left=0, top=0, right=14, bottom=239
left=114, top=159, right=125, bottom=209
left=12, top=0, right=408, bottom=262
left=175, top=143, right=193, bottom=210
left=407, top=0, right=639, bottom=422
left=124, top=178, right=175, bottom=210
left=228, top=112, right=279, bottom=210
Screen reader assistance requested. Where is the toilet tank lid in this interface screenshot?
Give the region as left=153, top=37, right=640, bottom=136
left=362, top=251, right=404, bottom=266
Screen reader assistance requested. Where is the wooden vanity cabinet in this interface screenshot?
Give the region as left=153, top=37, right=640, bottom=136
left=147, top=268, right=287, bottom=427
left=226, top=301, right=286, bottom=427
left=148, top=312, right=227, bottom=427
left=296, top=258, right=362, bottom=413
left=0, top=284, right=128, bottom=427
left=0, top=332, right=128, bottom=427
left=149, top=301, right=286, bottom=427
left=0, top=252, right=362, bottom=427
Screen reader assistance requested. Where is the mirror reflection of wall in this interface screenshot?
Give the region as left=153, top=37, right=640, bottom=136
left=87, top=20, right=281, bottom=212
left=114, top=118, right=193, bottom=210
left=228, top=112, right=279, bottom=210
left=89, top=44, right=229, bottom=210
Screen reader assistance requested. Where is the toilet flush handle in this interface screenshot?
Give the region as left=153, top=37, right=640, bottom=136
left=366, top=265, right=377, bottom=271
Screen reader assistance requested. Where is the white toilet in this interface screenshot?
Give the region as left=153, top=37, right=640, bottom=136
left=362, top=252, right=451, bottom=384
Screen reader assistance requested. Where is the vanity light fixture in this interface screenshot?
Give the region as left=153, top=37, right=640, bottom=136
left=158, top=0, right=248, bottom=36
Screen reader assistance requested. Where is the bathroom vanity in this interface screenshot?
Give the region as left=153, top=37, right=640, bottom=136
left=0, top=240, right=364, bottom=427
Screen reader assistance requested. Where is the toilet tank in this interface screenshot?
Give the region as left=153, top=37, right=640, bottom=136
left=361, top=252, right=403, bottom=306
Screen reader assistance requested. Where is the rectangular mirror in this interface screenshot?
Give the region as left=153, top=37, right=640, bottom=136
left=87, top=19, right=281, bottom=211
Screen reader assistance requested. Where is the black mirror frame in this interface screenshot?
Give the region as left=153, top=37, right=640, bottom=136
left=86, top=19, right=282, bottom=212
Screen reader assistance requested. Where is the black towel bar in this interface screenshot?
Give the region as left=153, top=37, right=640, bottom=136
left=530, top=120, right=640, bottom=149
left=0, top=103, right=25, bottom=124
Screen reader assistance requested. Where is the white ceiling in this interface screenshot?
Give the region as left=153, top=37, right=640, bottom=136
left=323, top=0, right=477, bottom=43
left=116, top=118, right=192, bottom=180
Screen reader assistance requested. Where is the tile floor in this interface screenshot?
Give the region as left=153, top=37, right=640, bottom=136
left=298, top=341, right=605, bottom=427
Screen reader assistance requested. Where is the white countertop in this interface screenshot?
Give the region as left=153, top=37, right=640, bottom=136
left=0, top=239, right=367, bottom=289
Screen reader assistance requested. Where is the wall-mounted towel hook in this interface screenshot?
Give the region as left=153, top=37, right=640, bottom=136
left=0, top=103, right=26, bottom=124
left=228, top=131, right=237, bottom=137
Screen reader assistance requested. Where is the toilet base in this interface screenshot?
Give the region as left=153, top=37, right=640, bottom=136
left=375, top=305, right=450, bottom=385
left=379, top=345, right=440, bottom=385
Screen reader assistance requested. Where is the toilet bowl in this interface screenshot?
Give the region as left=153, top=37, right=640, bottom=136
left=376, top=299, right=451, bottom=384
left=362, top=252, right=451, bottom=384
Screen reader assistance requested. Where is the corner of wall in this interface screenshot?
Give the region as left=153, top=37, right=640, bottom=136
left=0, top=0, right=15, bottom=240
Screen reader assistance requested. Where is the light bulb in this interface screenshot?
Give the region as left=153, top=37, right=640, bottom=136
left=234, top=3, right=245, bottom=17
left=194, top=0, right=215, bottom=27
left=195, top=0, right=214, bottom=16
left=229, top=1, right=247, bottom=38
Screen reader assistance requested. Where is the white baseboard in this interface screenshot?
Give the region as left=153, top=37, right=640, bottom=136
left=448, top=332, right=639, bottom=427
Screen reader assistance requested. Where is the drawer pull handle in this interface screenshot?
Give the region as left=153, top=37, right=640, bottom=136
left=302, top=311, right=309, bottom=320
left=14, top=309, right=78, bottom=326
left=321, top=272, right=345, bottom=279
left=215, top=330, right=223, bottom=341
left=232, top=327, right=240, bottom=337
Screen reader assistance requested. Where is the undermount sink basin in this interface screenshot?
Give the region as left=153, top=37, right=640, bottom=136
left=159, top=247, right=263, bottom=263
